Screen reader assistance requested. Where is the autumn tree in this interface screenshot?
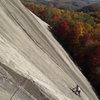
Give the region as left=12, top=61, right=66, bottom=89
left=55, top=20, right=70, bottom=38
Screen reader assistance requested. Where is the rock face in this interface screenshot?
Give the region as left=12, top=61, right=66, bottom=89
left=0, top=0, right=98, bottom=100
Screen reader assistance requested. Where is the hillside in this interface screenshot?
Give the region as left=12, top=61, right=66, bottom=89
left=78, top=3, right=100, bottom=12
left=0, top=0, right=99, bottom=100
left=21, top=0, right=100, bottom=10
left=78, top=3, right=100, bottom=23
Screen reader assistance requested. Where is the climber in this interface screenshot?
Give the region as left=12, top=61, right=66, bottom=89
left=72, top=85, right=81, bottom=96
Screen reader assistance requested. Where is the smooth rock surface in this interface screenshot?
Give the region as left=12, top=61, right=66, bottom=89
left=0, top=0, right=98, bottom=100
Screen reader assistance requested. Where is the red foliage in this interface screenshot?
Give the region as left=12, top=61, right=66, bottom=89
left=52, top=14, right=57, bottom=21
left=89, top=47, right=100, bottom=67
left=55, top=20, right=70, bottom=37
left=79, top=33, right=93, bottom=46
